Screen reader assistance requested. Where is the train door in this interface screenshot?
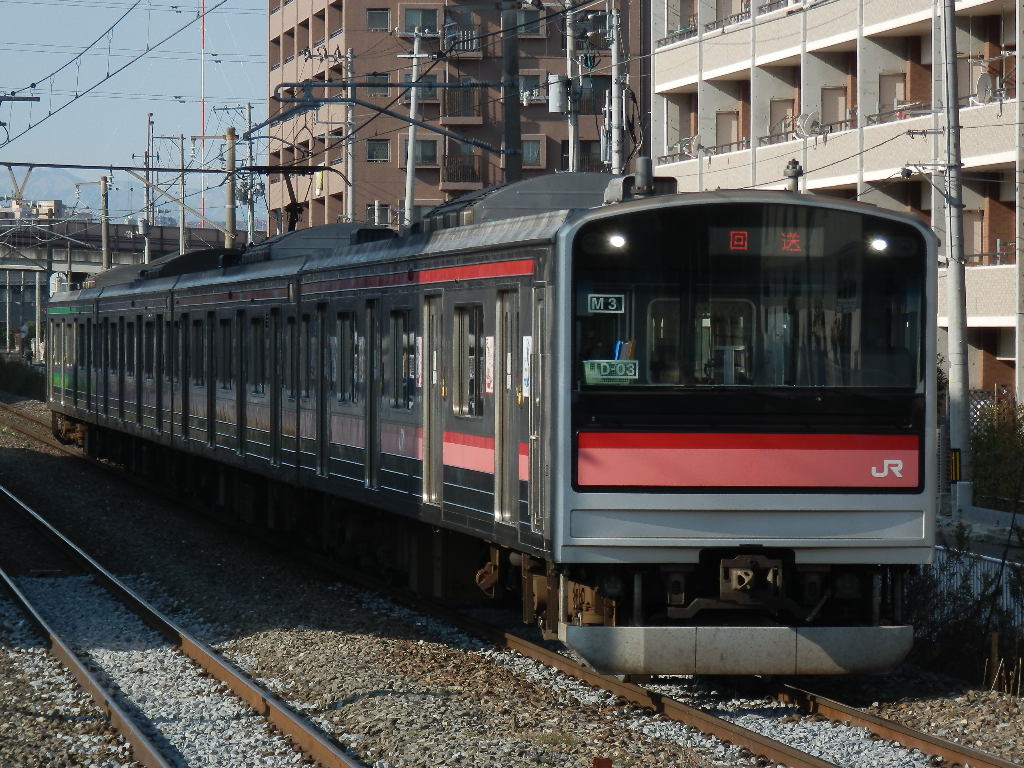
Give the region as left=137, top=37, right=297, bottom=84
left=528, top=286, right=547, bottom=534
left=422, top=294, right=443, bottom=505
left=494, top=290, right=520, bottom=524
left=364, top=299, right=381, bottom=488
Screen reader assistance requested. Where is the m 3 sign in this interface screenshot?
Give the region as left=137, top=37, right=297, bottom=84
left=588, top=294, right=625, bottom=313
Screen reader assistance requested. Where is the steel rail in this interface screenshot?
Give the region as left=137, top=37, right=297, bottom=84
left=773, top=682, right=1021, bottom=768
left=0, top=558, right=174, bottom=768
left=332, top=575, right=843, bottom=768
left=4, top=401, right=1008, bottom=768
left=0, top=482, right=366, bottom=768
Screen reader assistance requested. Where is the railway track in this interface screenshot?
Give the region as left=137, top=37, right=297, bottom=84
left=0, top=398, right=1020, bottom=768
left=0, top=480, right=365, bottom=768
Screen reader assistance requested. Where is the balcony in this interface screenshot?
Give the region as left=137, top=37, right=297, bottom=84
left=656, top=16, right=697, bottom=48
left=441, top=154, right=484, bottom=190
left=444, top=25, right=483, bottom=57
left=866, top=102, right=931, bottom=125
left=704, top=6, right=750, bottom=32
left=705, top=137, right=750, bottom=155
left=441, top=87, right=484, bottom=125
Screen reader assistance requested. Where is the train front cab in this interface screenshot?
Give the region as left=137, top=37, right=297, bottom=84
left=553, top=192, right=937, bottom=675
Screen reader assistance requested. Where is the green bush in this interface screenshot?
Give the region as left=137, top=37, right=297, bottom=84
left=0, top=356, right=45, bottom=400
left=971, top=400, right=1024, bottom=511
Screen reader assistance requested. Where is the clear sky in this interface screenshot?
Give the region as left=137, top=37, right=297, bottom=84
left=0, top=0, right=267, bottom=222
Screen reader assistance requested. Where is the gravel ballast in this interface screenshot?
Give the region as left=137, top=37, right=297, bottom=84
left=2, top=393, right=1023, bottom=768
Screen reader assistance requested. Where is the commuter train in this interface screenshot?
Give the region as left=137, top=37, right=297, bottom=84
left=47, top=171, right=937, bottom=675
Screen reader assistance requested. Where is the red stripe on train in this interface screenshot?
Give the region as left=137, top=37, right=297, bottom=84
left=303, top=258, right=534, bottom=294
left=576, top=432, right=919, bottom=488
left=443, top=431, right=530, bottom=480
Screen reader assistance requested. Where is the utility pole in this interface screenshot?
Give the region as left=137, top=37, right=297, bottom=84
left=5, top=272, right=10, bottom=352
left=179, top=136, right=187, bottom=252
left=565, top=7, right=578, bottom=172
left=346, top=48, right=356, bottom=223
left=145, top=113, right=154, bottom=226
left=34, top=270, right=41, bottom=362
left=99, top=176, right=111, bottom=269
left=401, top=29, right=424, bottom=230
left=502, top=8, right=522, bottom=182
left=225, top=126, right=237, bottom=248
left=942, top=0, right=971, bottom=510
left=609, top=5, right=623, bottom=174
left=245, top=103, right=255, bottom=241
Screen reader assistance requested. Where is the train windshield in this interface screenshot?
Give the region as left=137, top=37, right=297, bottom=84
left=572, top=201, right=927, bottom=390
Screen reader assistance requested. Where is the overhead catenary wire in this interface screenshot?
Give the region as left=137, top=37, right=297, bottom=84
left=0, top=0, right=229, bottom=150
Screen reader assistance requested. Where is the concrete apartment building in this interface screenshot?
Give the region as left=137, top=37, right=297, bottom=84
left=651, top=0, right=1024, bottom=397
left=267, top=0, right=645, bottom=231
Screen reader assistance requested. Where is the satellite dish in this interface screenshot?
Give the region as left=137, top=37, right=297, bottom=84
left=795, top=111, right=822, bottom=138
left=975, top=73, right=994, bottom=104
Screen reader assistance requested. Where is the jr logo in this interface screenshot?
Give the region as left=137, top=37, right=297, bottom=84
left=871, top=459, right=904, bottom=478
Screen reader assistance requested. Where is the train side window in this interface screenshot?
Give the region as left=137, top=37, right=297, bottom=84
left=191, top=319, right=206, bottom=386
left=285, top=316, right=297, bottom=400
left=93, top=322, right=103, bottom=373
left=108, top=321, right=118, bottom=374
left=300, top=314, right=315, bottom=399
left=453, top=304, right=484, bottom=417
left=338, top=313, right=357, bottom=403
left=162, top=319, right=172, bottom=383
left=125, top=321, right=136, bottom=379
left=250, top=317, right=266, bottom=395
left=144, top=321, right=155, bottom=380
left=77, top=321, right=87, bottom=368
left=218, top=318, right=234, bottom=390
left=388, top=309, right=415, bottom=410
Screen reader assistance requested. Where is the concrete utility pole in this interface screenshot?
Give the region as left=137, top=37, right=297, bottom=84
left=34, top=270, right=41, bottom=362
left=346, top=48, right=356, bottom=223
left=565, top=7, right=578, bottom=171
left=501, top=8, right=522, bottom=183
left=225, top=126, right=237, bottom=248
left=99, top=176, right=111, bottom=269
left=179, top=136, right=187, bottom=252
left=942, top=0, right=971, bottom=510
left=245, top=104, right=255, bottom=242
left=145, top=113, right=154, bottom=226
left=5, top=272, right=10, bottom=351
left=402, top=29, right=424, bottom=230
left=609, top=5, right=623, bottom=174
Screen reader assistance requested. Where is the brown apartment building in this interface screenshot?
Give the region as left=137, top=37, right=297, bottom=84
left=266, top=0, right=645, bottom=232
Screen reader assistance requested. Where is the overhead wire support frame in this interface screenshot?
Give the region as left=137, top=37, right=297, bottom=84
left=248, top=80, right=514, bottom=156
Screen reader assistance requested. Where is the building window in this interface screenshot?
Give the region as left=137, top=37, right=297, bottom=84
left=366, top=203, right=391, bottom=224
left=519, top=73, right=545, bottom=102
left=367, top=139, right=390, bottom=162
left=404, top=7, right=438, bottom=34
left=402, top=138, right=438, bottom=165
left=402, top=73, right=438, bottom=101
left=453, top=304, right=484, bottom=417
left=367, top=74, right=390, bottom=97
left=367, top=8, right=390, bottom=30
left=522, top=138, right=542, bottom=167
left=516, top=9, right=541, bottom=33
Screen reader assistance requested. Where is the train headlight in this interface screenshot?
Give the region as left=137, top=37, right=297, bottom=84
left=869, top=237, right=889, bottom=252
left=608, top=233, right=627, bottom=249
